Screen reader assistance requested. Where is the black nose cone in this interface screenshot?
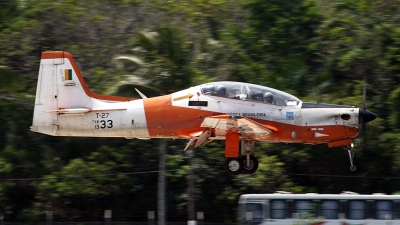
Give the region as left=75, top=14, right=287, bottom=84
left=359, top=109, right=377, bottom=123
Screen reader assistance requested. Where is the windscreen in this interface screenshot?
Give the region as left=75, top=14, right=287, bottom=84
left=201, top=82, right=300, bottom=106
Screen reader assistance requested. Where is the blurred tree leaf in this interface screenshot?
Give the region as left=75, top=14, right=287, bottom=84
left=0, top=66, right=24, bottom=93
left=113, top=24, right=198, bottom=95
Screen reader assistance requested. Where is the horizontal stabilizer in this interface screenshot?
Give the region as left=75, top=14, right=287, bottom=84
left=47, top=108, right=126, bottom=114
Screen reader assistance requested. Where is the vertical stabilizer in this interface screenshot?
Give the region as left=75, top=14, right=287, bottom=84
left=31, top=51, right=133, bottom=136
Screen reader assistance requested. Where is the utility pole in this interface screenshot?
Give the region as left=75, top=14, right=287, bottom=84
left=187, top=149, right=196, bottom=225
left=104, top=210, right=112, bottom=225
left=45, top=211, right=53, bottom=225
left=158, top=139, right=166, bottom=225
left=0, top=212, right=4, bottom=225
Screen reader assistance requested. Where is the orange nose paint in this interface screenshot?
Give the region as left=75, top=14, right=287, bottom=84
left=327, top=139, right=353, bottom=148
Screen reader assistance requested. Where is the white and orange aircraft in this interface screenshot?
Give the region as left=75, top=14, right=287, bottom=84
left=31, top=51, right=377, bottom=175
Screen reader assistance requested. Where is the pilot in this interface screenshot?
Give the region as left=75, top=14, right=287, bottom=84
left=215, top=85, right=227, bottom=96
left=202, top=85, right=215, bottom=94
left=263, top=92, right=276, bottom=104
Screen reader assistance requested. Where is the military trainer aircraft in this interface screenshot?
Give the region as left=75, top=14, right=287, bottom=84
left=31, top=51, right=377, bottom=175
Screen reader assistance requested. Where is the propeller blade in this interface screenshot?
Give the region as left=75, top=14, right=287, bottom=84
left=363, top=75, right=366, bottom=111
left=360, top=75, right=367, bottom=136
left=360, top=115, right=364, bottom=137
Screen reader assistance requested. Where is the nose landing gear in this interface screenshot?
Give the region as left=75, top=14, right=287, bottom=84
left=344, top=145, right=356, bottom=171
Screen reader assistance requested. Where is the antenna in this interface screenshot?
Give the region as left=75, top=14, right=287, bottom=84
left=135, top=88, right=148, bottom=99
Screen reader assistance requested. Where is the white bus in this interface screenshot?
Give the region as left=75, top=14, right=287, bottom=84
left=238, top=192, right=400, bottom=225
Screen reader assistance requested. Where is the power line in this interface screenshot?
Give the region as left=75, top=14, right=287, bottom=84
left=1, top=170, right=399, bottom=182
left=284, top=173, right=400, bottom=179
left=0, top=169, right=179, bottom=181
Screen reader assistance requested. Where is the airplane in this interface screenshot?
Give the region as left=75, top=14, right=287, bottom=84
left=31, top=51, right=377, bottom=175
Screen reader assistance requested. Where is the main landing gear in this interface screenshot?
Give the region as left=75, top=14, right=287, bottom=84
left=225, top=158, right=243, bottom=175
left=225, top=140, right=259, bottom=175
left=225, top=155, right=259, bottom=175
left=343, top=145, right=356, bottom=171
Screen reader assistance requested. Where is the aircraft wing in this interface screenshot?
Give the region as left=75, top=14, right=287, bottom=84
left=200, top=115, right=277, bottom=139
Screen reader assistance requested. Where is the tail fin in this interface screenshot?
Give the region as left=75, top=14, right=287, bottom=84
left=31, top=51, right=134, bottom=135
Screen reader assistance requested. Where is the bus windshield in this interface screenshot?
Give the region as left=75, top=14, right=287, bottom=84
left=238, top=202, right=263, bottom=224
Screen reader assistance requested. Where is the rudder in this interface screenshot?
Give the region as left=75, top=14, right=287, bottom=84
left=31, top=52, right=67, bottom=135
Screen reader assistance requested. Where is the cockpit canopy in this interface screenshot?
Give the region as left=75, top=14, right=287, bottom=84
left=200, top=82, right=301, bottom=106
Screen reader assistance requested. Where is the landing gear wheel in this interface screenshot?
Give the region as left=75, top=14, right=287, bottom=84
left=350, top=165, right=357, bottom=171
left=241, top=155, right=259, bottom=174
left=225, top=158, right=243, bottom=175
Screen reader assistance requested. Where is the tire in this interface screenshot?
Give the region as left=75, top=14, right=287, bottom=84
left=242, top=155, right=259, bottom=174
left=225, top=158, right=243, bottom=175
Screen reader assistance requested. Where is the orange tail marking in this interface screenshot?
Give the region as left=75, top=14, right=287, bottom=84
left=41, top=51, right=136, bottom=102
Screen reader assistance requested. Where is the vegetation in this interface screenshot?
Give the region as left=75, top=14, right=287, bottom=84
left=0, top=0, right=399, bottom=223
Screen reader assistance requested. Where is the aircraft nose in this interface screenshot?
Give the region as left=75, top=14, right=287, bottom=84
left=359, top=109, right=377, bottom=123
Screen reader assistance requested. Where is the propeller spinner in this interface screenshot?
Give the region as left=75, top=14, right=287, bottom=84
left=359, top=109, right=377, bottom=124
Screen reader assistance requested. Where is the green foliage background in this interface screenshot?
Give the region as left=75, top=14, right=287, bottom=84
left=0, top=0, right=399, bottom=223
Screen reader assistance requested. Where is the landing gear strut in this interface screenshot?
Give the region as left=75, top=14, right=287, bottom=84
left=241, top=141, right=258, bottom=174
left=344, top=145, right=356, bottom=171
left=242, top=155, right=259, bottom=174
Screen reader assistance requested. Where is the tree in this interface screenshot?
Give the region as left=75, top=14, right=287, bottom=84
left=113, top=24, right=199, bottom=225
left=239, top=0, right=323, bottom=94
left=34, top=146, right=142, bottom=221
left=0, top=0, right=20, bottom=31
left=113, top=25, right=199, bottom=95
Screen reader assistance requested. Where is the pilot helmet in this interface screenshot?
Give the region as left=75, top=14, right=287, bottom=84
left=263, top=92, right=274, bottom=103
left=216, top=85, right=227, bottom=96
left=202, top=85, right=213, bottom=94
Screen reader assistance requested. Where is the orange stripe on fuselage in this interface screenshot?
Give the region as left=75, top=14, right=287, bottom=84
left=143, top=97, right=358, bottom=144
left=250, top=117, right=358, bottom=144
left=41, top=51, right=136, bottom=102
left=143, top=95, right=212, bottom=138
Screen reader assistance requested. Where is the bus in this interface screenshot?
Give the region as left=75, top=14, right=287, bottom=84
left=238, top=191, right=400, bottom=225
